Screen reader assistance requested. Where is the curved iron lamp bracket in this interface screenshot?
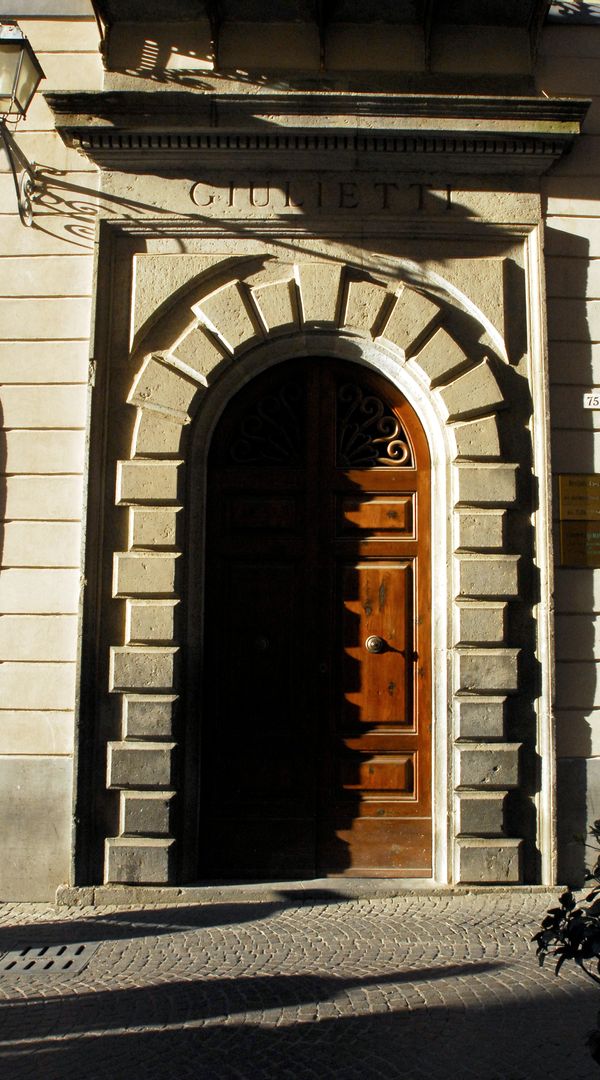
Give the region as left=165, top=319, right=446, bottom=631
left=0, top=121, right=37, bottom=226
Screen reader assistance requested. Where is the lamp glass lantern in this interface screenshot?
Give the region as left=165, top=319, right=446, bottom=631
left=0, top=22, right=44, bottom=118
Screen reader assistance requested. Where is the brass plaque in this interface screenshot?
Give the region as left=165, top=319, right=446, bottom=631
left=559, top=474, right=600, bottom=521
left=560, top=521, right=600, bottom=567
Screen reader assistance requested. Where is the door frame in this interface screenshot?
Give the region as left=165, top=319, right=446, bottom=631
left=185, top=334, right=449, bottom=885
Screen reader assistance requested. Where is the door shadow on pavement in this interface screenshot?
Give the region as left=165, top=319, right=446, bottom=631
left=0, top=902, right=296, bottom=949
left=0, top=892, right=364, bottom=950
left=0, top=963, right=597, bottom=1080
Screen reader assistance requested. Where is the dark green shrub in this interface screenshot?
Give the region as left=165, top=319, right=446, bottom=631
left=534, top=820, right=600, bottom=1063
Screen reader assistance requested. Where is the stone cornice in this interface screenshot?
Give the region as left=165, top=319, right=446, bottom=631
left=46, top=91, right=590, bottom=177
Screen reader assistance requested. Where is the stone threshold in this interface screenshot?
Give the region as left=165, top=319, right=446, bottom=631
left=56, top=880, right=561, bottom=907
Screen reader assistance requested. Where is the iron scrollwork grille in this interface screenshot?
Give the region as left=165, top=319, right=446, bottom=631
left=337, top=381, right=413, bottom=468
left=229, top=381, right=304, bottom=464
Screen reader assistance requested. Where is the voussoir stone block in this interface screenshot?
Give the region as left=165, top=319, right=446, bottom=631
left=132, top=409, right=186, bottom=457
left=411, top=327, right=471, bottom=387
left=439, top=359, right=504, bottom=420
left=380, top=286, right=440, bottom=355
left=455, top=463, right=517, bottom=507
left=113, top=552, right=180, bottom=597
left=109, top=646, right=179, bottom=692
left=169, top=324, right=225, bottom=381
left=456, top=742, right=521, bottom=789
left=193, top=281, right=260, bottom=354
left=456, top=791, right=506, bottom=836
left=126, top=600, right=179, bottom=644
left=451, top=415, right=501, bottom=460
left=343, top=280, right=388, bottom=334
left=296, top=262, right=344, bottom=325
left=120, top=791, right=176, bottom=836
left=456, top=696, right=506, bottom=740
left=116, top=461, right=182, bottom=505
left=105, top=837, right=176, bottom=885
left=456, top=554, right=520, bottom=599
left=251, top=278, right=298, bottom=333
left=456, top=510, right=505, bottom=551
left=129, top=356, right=199, bottom=419
left=129, top=508, right=182, bottom=550
left=456, top=837, right=522, bottom=884
left=107, top=740, right=176, bottom=788
left=456, top=648, right=520, bottom=693
left=456, top=601, right=506, bottom=645
left=123, top=694, right=178, bottom=739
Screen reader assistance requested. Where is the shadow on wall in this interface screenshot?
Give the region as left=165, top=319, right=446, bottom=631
left=545, top=215, right=599, bottom=886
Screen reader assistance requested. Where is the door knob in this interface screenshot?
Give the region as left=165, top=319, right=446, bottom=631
left=365, top=635, right=386, bottom=654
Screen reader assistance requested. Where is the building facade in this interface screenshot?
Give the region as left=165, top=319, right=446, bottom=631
left=0, top=0, right=598, bottom=900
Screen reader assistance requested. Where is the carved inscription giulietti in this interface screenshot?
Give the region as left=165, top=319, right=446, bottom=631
left=190, top=177, right=454, bottom=214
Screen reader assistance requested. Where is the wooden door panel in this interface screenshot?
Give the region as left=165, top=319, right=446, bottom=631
left=216, top=561, right=303, bottom=736
left=337, top=495, right=414, bottom=537
left=338, top=560, right=413, bottom=728
left=338, top=752, right=415, bottom=793
left=226, top=494, right=300, bottom=533
left=318, top=817, right=431, bottom=874
left=202, top=820, right=316, bottom=877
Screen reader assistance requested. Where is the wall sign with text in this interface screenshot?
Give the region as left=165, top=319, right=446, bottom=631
left=559, top=474, right=600, bottom=566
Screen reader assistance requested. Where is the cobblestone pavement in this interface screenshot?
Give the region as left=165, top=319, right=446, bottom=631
left=0, top=891, right=597, bottom=1079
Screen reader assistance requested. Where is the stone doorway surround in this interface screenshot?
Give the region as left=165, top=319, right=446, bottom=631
left=94, top=252, right=546, bottom=889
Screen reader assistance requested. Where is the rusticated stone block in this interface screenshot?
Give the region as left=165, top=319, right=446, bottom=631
left=113, top=552, right=180, bottom=597
left=411, top=327, right=470, bottom=387
left=451, top=415, right=501, bottom=460
left=251, top=278, right=298, bottom=333
left=126, top=600, right=179, bottom=644
left=455, top=463, right=518, bottom=507
left=132, top=409, right=186, bottom=457
left=170, top=324, right=225, bottom=380
left=116, top=461, right=181, bottom=505
left=456, top=742, right=521, bottom=788
left=456, top=601, right=506, bottom=645
left=456, top=649, right=520, bottom=693
left=456, top=696, right=506, bottom=740
left=456, top=554, right=519, bottom=599
left=380, top=287, right=440, bottom=354
left=105, top=837, right=176, bottom=884
left=128, top=356, right=198, bottom=419
left=128, top=508, right=182, bottom=550
left=123, top=694, right=177, bottom=739
left=455, top=600, right=507, bottom=639
left=120, top=791, right=175, bottom=835
left=456, top=837, right=522, bottom=884
left=343, top=281, right=388, bottom=334
left=439, top=359, right=504, bottom=420
left=296, top=262, right=343, bottom=325
left=455, top=791, right=506, bottom=836
left=456, top=510, right=505, bottom=551
left=193, top=281, right=260, bottom=354
left=107, top=740, right=176, bottom=788
left=109, top=646, right=179, bottom=692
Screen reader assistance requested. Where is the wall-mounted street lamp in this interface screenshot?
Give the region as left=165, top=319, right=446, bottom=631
left=0, top=21, right=44, bottom=226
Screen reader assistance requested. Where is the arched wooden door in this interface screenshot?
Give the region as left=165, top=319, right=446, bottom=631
left=199, top=357, right=432, bottom=878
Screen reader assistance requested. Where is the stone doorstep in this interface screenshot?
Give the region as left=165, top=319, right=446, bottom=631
left=55, top=881, right=560, bottom=907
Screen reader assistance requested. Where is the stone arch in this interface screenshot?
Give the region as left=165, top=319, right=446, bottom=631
left=105, top=259, right=523, bottom=887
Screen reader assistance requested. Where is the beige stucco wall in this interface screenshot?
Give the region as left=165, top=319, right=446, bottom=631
left=0, top=11, right=101, bottom=899
left=537, top=25, right=600, bottom=882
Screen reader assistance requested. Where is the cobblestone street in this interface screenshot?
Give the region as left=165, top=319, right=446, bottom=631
left=0, top=890, right=597, bottom=1079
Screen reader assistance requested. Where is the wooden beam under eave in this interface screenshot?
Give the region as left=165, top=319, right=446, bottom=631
left=204, top=0, right=222, bottom=71
left=529, top=0, right=551, bottom=65
left=421, top=0, right=436, bottom=73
